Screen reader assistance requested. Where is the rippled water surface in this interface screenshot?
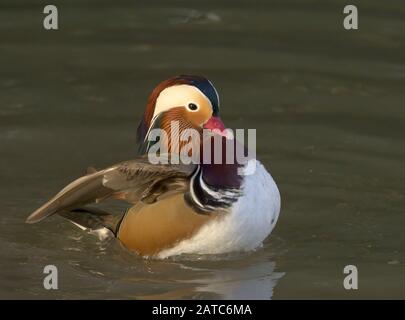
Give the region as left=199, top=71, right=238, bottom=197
left=1, top=0, right=405, bottom=299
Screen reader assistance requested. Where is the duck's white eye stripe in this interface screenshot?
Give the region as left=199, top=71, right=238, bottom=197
left=153, top=84, right=212, bottom=118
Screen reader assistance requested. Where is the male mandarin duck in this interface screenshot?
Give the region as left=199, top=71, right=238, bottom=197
left=26, top=75, right=281, bottom=259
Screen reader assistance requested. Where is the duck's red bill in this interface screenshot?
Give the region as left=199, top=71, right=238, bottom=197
left=203, top=116, right=227, bottom=136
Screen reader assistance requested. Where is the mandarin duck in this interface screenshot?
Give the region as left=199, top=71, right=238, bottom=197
left=26, top=75, right=280, bottom=259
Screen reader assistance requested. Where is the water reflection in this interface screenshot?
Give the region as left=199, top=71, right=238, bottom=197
left=130, top=252, right=284, bottom=299
left=132, top=261, right=285, bottom=300
left=189, top=261, right=284, bottom=300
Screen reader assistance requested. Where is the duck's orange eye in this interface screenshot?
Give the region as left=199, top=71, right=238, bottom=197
left=187, top=103, right=198, bottom=111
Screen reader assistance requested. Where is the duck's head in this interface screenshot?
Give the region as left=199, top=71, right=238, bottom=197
left=136, top=75, right=226, bottom=154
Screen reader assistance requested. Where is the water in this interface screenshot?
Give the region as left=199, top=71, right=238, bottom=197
left=1, top=0, right=405, bottom=299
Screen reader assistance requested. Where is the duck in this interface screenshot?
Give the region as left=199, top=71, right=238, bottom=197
left=26, top=75, right=281, bottom=259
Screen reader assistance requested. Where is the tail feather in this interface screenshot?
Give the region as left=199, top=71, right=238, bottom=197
left=59, top=207, right=124, bottom=236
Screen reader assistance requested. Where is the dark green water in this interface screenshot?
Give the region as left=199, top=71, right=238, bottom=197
left=1, top=0, right=404, bottom=299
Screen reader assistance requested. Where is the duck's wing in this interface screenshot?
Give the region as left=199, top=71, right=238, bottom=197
left=26, top=156, right=197, bottom=224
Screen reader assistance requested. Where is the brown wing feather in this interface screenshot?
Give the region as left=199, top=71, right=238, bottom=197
left=26, top=156, right=196, bottom=224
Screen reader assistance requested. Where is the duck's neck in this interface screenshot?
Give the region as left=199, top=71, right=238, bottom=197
left=138, top=125, right=244, bottom=190
left=199, top=135, right=243, bottom=190
left=185, top=138, right=244, bottom=213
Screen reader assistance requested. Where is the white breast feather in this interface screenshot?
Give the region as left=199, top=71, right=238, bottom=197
left=157, top=161, right=281, bottom=258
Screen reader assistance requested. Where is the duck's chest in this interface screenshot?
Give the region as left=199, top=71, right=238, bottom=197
left=157, top=161, right=281, bottom=258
